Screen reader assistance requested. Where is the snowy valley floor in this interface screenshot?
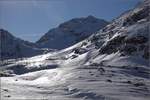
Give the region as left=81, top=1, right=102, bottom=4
left=0, top=47, right=150, bottom=100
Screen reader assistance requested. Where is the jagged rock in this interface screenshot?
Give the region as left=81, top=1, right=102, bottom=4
left=73, top=48, right=88, bottom=54
left=99, top=44, right=118, bottom=54
left=123, top=6, right=149, bottom=26
left=125, top=36, right=148, bottom=44
left=121, top=44, right=137, bottom=55
left=133, top=82, right=146, bottom=87
left=71, top=55, right=78, bottom=59
left=143, top=45, right=149, bottom=59
left=106, top=79, right=112, bottom=83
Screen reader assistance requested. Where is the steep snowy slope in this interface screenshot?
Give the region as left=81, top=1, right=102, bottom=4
left=0, top=29, right=45, bottom=60
left=0, top=0, right=150, bottom=100
left=36, top=16, right=108, bottom=49
left=1, top=41, right=150, bottom=100
left=85, top=0, right=150, bottom=60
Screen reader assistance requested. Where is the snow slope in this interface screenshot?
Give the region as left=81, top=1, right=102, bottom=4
left=0, top=0, right=150, bottom=100
left=1, top=43, right=150, bottom=100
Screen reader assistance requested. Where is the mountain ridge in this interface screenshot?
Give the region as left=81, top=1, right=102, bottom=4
left=0, top=1, right=150, bottom=100
left=36, top=15, right=109, bottom=49
left=0, top=29, right=45, bottom=60
left=0, top=16, right=109, bottom=59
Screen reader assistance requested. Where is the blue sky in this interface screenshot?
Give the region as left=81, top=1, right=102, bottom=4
left=0, top=0, right=142, bottom=42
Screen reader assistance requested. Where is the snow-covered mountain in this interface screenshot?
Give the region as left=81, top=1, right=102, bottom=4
left=36, top=15, right=109, bottom=49
left=91, top=0, right=149, bottom=60
left=0, top=0, right=150, bottom=100
left=0, top=29, right=45, bottom=60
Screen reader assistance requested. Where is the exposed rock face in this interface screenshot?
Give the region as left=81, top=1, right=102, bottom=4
left=86, top=0, right=150, bottom=60
left=122, top=6, right=149, bottom=26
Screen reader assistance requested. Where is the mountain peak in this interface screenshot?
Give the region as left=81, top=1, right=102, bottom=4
left=0, top=29, right=44, bottom=60
left=0, top=29, right=9, bottom=34
left=0, top=29, right=14, bottom=39
left=36, top=16, right=109, bottom=49
left=86, top=15, right=97, bottom=19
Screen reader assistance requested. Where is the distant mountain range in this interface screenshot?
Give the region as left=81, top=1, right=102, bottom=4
left=0, top=29, right=44, bottom=60
left=1, top=1, right=150, bottom=100
left=36, top=15, right=109, bottom=49
left=0, top=16, right=108, bottom=59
